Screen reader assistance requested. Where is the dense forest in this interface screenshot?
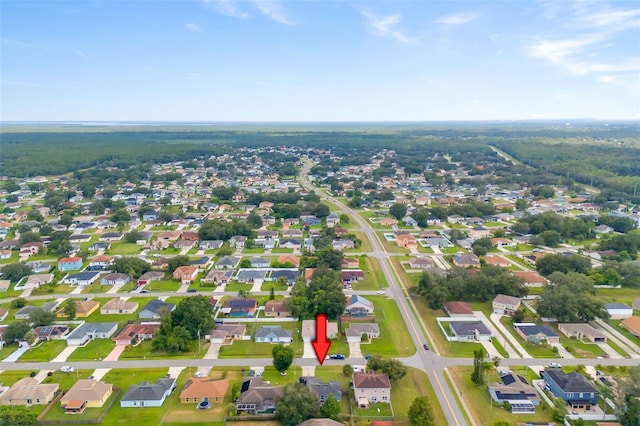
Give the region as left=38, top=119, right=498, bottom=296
left=1, top=123, right=638, bottom=202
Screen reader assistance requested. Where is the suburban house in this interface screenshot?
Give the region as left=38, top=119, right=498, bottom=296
left=202, top=270, right=232, bottom=285
left=199, top=240, right=223, bottom=250
left=0, top=378, right=59, bottom=406
left=20, top=242, right=43, bottom=257
left=515, top=323, right=560, bottom=344
left=302, top=319, right=338, bottom=343
left=469, top=226, right=491, bottom=239
left=33, top=325, right=70, bottom=342
left=492, top=294, right=522, bottom=315
left=270, top=269, right=299, bottom=285
left=215, top=256, right=241, bottom=270
left=172, top=266, right=198, bottom=284
left=137, top=271, right=165, bottom=286
left=341, top=257, right=360, bottom=269
left=543, top=369, right=598, bottom=411
left=120, top=377, right=177, bottom=408
left=229, top=236, right=248, bottom=249
left=491, top=237, right=516, bottom=248
left=512, top=271, right=548, bottom=287
left=443, top=301, right=474, bottom=317
left=488, top=371, right=540, bottom=413
left=344, top=295, right=374, bottom=318
left=621, top=316, right=640, bottom=338
left=341, top=270, right=364, bottom=286
left=20, top=273, right=53, bottom=289
left=449, top=321, right=493, bottom=342
left=605, top=303, right=633, bottom=320
left=66, top=322, right=119, bottom=346
left=264, top=300, right=291, bottom=318
left=346, top=323, right=380, bottom=342
left=249, top=257, right=271, bottom=268
left=236, top=377, right=284, bottom=415
left=100, top=273, right=131, bottom=286
left=326, top=212, right=340, bottom=227
left=60, top=379, right=113, bottom=413
left=179, top=377, right=229, bottom=404
left=57, top=257, right=83, bottom=271
left=57, top=300, right=99, bottom=319
left=408, top=257, right=436, bottom=269
left=89, top=255, right=113, bottom=270
left=209, top=323, right=246, bottom=344
left=101, top=298, right=139, bottom=315
left=139, top=300, right=176, bottom=319
left=221, top=298, right=258, bottom=317
left=453, top=253, right=481, bottom=268
left=396, top=234, right=417, bottom=249
left=15, top=302, right=57, bottom=320
left=352, top=372, right=391, bottom=407
left=558, top=323, right=607, bottom=343
left=236, top=269, right=268, bottom=284
left=114, top=323, right=160, bottom=346
left=483, top=255, right=511, bottom=267
left=299, top=377, right=341, bottom=403
left=63, top=271, right=100, bottom=286
left=254, top=326, right=292, bottom=343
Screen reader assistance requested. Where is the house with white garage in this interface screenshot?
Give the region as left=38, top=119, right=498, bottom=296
left=208, top=324, right=247, bottom=344
left=120, top=377, right=177, bottom=408
left=492, top=294, right=522, bottom=315
left=139, top=300, right=176, bottom=319
left=515, top=323, right=559, bottom=344
left=254, top=326, right=292, bottom=343
left=215, top=256, right=241, bottom=270
left=344, top=295, right=374, bottom=318
left=449, top=320, right=493, bottom=342
left=558, top=323, right=607, bottom=343
left=63, top=271, right=100, bottom=286
left=66, top=322, right=119, bottom=346
left=236, top=269, right=267, bottom=284
left=346, top=323, right=380, bottom=342
left=100, top=273, right=130, bottom=286
left=605, top=303, right=633, bottom=320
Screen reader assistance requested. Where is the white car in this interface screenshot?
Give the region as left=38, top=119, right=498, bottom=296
left=548, top=362, right=562, bottom=368
left=61, top=366, right=75, bottom=373
left=194, top=371, right=203, bottom=378
left=376, top=290, right=386, bottom=295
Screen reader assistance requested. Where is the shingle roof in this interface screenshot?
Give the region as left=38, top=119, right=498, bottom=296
left=544, top=369, right=597, bottom=393
left=120, top=378, right=176, bottom=402
left=353, top=372, right=391, bottom=389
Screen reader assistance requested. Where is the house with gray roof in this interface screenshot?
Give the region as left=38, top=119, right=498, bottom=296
left=299, top=377, right=341, bottom=403
left=449, top=320, right=493, bottom=342
left=139, top=300, right=176, bottom=319
left=66, top=322, right=118, bottom=346
left=514, top=323, right=559, bottom=344
left=236, top=269, right=268, bottom=284
left=254, top=326, right=292, bottom=343
left=120, top=377, right=177, bottom=408
left=15, top=302, right=58, bottom=320
left=215, top=256, right=240, bottom=270
left=249, top=257, right=270, bottom=268
left=346, top=323, right=380, bottom=342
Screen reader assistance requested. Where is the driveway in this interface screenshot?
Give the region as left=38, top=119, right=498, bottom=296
left=203, top=343, right=221, bottom=360
left=90, top=368, right=111, bottom=381
left=302, top=341, right=315, bottom=359
left=2, top=342, right=30, bottom=362
left=487, top=312, right=531, bottom=358
left=301, top=365, right=316, bottom=376
left=348, top=342, right=363, bottom=359
left=52, top=346, right=79, bottom=362
left=598, top=342, right=623, bottom=359
left=551, top=342, right=574, bottom=359
left=104, top=344, right=127, bottom=361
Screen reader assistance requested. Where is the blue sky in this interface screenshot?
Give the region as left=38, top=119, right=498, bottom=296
left=1, top=0, right=639, bottom=121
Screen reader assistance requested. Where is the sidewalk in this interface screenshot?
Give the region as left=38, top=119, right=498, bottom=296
left=52, top=346, right=78, bottom=362
left=2, top=342, right=30, bottom=362
left=475, top=311, right=525, bottom=358
left=594, top=318, right=640, bottom=358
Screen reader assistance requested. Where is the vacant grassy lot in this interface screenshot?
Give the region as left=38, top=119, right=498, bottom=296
left=218, top=321, right=302, bottom=358
left=351, top=256, right=387, bottom=290
left=67, top=339, right=116, bottom=361
left=366, top=296, right=415, bottom=357
left=109, top=242, right=143, bottom=255
left=18, top=340, right=67, bottom=362
left=145, top=279, right=180, bottom=292
left=121, top=340, right=207, bottom=360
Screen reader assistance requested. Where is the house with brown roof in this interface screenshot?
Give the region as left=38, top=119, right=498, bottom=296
left=180, top=231, right=200, bottom=241
left=380, top=218, right=398, bottom=227
left=491, top=237, right=516, bottom=248
left=443, top=301, right=474, bottom=317
left=341, top=257, right=360, bottom=269
left=512, top=270, right=548, bottom=287
left=173, top=266, right=198, bottom=284
left=558, top=323, right=607, bottom=343
left=353, top=372, right=391, bottom=407
left=20, top=242, right=43, bottom=257
left=101, top=298, right=139, bottom=315
left=57, top=300, right=99, bottom=318
left=264, top=300, right=291, bottom=318
left=483, top=255, right=511, bottom=267
left=60, top=379, right=113, bottom=413
left=179, top=377, right=229, bottom=404
left=208, top=323, right=246, bottom=344
left=114, top=323, right=160, bottom=345
left=621, top=316, right=640, bottom=338
left=158, top=231, right=181, bottom=241
left=277, top=255, right=300, bottom=267
left=453, top=253, right=481, bottom=268
left=235, top=377, right=284, bottom=414
left=492, top=294, right=522, bottom=315
left=396, top=234, right=417, bottom=249
left=408, top=257, right=435, bottom=269
left=0, top=378, right=58, bottom=406
left=137, top=271, right=165, bottom=285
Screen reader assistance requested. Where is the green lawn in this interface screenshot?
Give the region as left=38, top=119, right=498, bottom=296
left=242, top=247, right=265, bottom=254
left=260, top=281, right=288, bottom=291
left=67, top=339, right=116, bottom=361
left=596, top=287, right=640, bottom=306
left=351, top=256, right=387, bottom=290
left=223, top=281, right=253, bottom=293
left=29, top=283, right=74, bottom=296
left=449, top=366, right=556, bottom=426
left=353, top=402, right=393, bottom=419
left=0, top=370, right=34, bottom=386
left=145, top=280, right=180, bottom=292
left=42, top=369, right=94, bottom=390
left=366, top=296, right=415, bottom=357
left=499, top=317, right=559, bottom=358
left=120, top=340, right=206, bottom=360
left=259, top=366, right=302, bottom=386
left=84, top=297, right=154, bottom=326
left=81, top=281, right=135, bottom=294
left=109, top=243, right=143, bottom=255
left=18, top=340, right=67, bottom=362
left=218, top=321, right=303, bottom=358
left=375, top=232, right=409, bottom=254
left=611, top=320, right=640, bottom=346
left=0, top=343, right=22, bottom=361
left=271, top=248, right=294, bottom=253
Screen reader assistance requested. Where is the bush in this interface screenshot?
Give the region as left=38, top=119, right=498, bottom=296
left=47, top=371, right=53, bottom=376
left=29, top=371, right=36, bottom=377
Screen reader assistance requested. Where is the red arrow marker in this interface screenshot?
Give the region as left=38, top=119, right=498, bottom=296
left=311, top=313, right=331, bottom=365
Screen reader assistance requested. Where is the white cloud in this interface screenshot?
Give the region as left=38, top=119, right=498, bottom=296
left=201, top=0, right=247, bottom=19
left=578, top=8, right=640, bottom=30
left=362, top=12, right=416, bottom=44
left=436, top=12, right=480, bottom=25
left=528, top=33, right=607, bottom=65
left=186, top=23, right=204, bottom=33
left=253, top=0, right=296, bottom=25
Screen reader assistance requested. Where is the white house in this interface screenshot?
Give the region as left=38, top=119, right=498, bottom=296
left=605, top=303, right=633, bottom=320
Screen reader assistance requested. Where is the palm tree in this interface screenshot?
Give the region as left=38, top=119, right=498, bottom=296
left=597, top=383, right=613, bottom=420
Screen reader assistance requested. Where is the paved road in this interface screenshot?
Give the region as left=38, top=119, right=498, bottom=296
left=298, top=161, right=468, bottom=426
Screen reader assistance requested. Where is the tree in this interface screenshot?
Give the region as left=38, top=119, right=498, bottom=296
left=29, top=308, right=55, bottom=326
left=342, top=364, right=353, bottom=377
left=552, top=397, right=566, bottom=422
left=246, top=211, right=263, bottom=229
left=63, top=299, right=76, bottom=320
left=0, top=405, right=37, bottom=426
left=389, top=203, right=408, bottom=220
left=10, top=298, right=27, bottom=309
left=1, top=263, right=33, bottom=283
left=511, top=308, right=525, bottom=323
left=472, top=237, right=493, bottom=256
left=316, top=248, right=343, bottom=270
left=320, top=393, right=340, bottom=420
left=112, top=256, right=151, bottom=278
left=153, top=315, right=192, bottom=353
left=6, top=322, right=31, bottom=342
left=312, top=203, right=330, bottom=218
left=537, top=272, right=606, bottom=322
left=167, top=255, right=190, bottom=274
left=171, top=296, right=214, bottom=339
left=125, top=230, right=143, bottom=244
left=289, top=268, right=346, bottom=319
left=471, top=348, right=485, bottom=386
left=18, top=232, right=41, bottom=245
left=272, top=344, right=294, bottom=374
left=366, top=356, right=407, bottom=381
left=274, top=383, right=320, bottom=426
left=339, top=214, right=350, bottom=224
left=408, top=396, right=436, bottom=426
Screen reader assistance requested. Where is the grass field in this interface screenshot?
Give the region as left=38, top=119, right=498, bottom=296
left=120, top=340, right=206, bottom=360
left=109, top=243, right=143, bottom=255
left=67, top=339, right=116, bottom=361
left=218, top=321, right=303, bottom=358
left=351, top=256, right=387, bottom=290
left=18, top=340, right=67, bottom=362
left=367, top=296, right=415, bottom=357
left=145, top=279, right=181, bottom=292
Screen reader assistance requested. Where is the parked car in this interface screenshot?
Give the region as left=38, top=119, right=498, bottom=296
left=330, top=354, right=345, bottom=360
left=548, top=362, right=562, bottom=368
left=376, top=290, right=386, bottom=295
left=194, top=371, right=203, bottom=378
left=61, top=366, right=75, bottom=373
left=187, top=289, right=197, bottom=293
left=423, top=343, right=429, bottom=351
